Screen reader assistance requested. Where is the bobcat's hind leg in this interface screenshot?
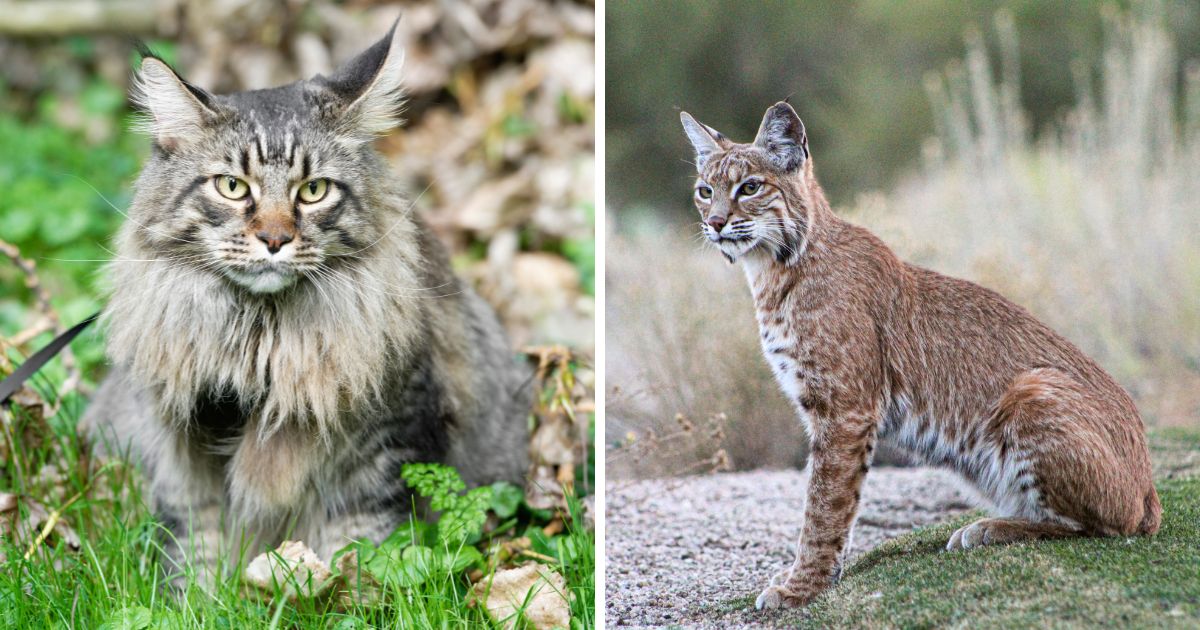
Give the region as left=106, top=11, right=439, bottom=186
left=955, top=367, right=1158, bottom=552
left=946, top=517, right=1081, bottom=551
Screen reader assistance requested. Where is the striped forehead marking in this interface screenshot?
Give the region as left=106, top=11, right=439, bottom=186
left=705, top=150, right=758, bottom=184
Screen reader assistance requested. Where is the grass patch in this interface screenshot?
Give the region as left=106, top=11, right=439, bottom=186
left=728, top=433, right=1200, bottom=628
left=1, top=360, right=593, bottom=629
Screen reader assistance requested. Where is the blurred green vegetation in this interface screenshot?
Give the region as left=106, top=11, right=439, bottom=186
left=606, top=0, right=1200, bottom=216
left=0, top=59, right=146, bottom=379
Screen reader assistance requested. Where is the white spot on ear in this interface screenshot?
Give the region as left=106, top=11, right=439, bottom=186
left=130, top=58, right=215, bottom=146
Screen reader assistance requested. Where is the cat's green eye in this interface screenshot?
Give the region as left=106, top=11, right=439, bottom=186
left=215, top=176, right=249, bottom=200
left=298, top=178, right=330, bottom=203
left=696, top=185, right=713, bottom=200
left=738, top=180, right=762, bottom=196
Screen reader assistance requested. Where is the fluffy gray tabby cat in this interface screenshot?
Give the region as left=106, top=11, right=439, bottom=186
left=82, top=24, right=530, bottom=582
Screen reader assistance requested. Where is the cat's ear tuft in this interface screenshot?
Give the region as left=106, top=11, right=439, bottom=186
left=680, top=111, right=726, bottom=172
left=753, top=102, right=809, bottom=172
left=322, top=18, right=406, bottom=139
left=131, top=56, right=220, bottom=150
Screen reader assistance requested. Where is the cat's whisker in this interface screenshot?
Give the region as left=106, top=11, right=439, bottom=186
left=63, top=173, right=208, bottom=247
left=301, top=267, right=341, bottom=309
left=339, top=178, right=438, bottom=257
left=316, top=258, right=459, bottom=294
left=316, top=263, right=462, bottom=300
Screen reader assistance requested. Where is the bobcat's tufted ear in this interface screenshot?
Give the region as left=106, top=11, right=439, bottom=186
left=680, top=111, right=728, bottom=172
left=754, top=102, right=809, bottom=172
left=131, top=54, right=222, bottom=151
left=320, top=19, right=406, bottom=140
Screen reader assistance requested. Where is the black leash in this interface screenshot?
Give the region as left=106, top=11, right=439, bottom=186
left=0, top=312, right=100, bottom=406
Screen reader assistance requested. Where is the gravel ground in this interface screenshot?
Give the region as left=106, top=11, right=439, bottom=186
left=605, top=467, right=979, bottom=629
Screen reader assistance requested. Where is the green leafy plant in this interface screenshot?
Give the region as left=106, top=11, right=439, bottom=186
left=401, top=462, right=492, bottom=545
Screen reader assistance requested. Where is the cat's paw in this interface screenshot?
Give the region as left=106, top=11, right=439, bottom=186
left=754, top=584, right=812, bottom=610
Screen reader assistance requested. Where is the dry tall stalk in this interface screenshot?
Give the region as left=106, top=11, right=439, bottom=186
left=855, top=8, right=1200, bottom=424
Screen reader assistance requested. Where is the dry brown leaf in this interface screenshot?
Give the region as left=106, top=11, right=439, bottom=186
left=513, top=253, right=580, bottom=297
left=524, top=464, right=564, bottom=511
left=333, top=548, right=384, bottom=608
left=529, top=419, right=577, bottom=469
left=0, top=492, right=82, bottom=558
left=473, top=563, right=571, bottom=630
left=243, top=540, right=333, bottom=600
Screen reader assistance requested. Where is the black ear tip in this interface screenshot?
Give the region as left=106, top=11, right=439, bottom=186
left=133, top=41, right=173, bottom=71
left=132, top=40, right=155, bottom=61
left=381, top=13, right=402, bottom=41
left=769, top=101, right=799, bottom=117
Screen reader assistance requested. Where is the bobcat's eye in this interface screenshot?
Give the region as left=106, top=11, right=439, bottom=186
left=738, top=180, right=762, bottom=197
left=214, top=176, right=249, bottom=200
left=298, top=178, right=330, bottom=203
left=696, top=185, right=713, bottom=200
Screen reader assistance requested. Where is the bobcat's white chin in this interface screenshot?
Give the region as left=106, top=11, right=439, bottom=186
left=713, top=237, right=757, bottom=261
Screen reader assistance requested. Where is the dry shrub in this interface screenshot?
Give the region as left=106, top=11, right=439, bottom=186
left=852, top=8, right=1200, bottom=426
left=606, top=7, right=1200, bottom=481
left=605, top=225, right=805, bottom=478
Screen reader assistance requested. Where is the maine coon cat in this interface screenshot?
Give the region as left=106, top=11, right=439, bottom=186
left=680, top=102, right=1159, bottom=609
left=83, top=24, right=530, bottom=583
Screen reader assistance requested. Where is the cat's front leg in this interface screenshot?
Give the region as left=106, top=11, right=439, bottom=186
left=756, top=416, right=875, bottom=610
left=306, top=505, right=404, bottom=561
left=297, top=442, right=415, bottom=560
left=147, top=433, right=228, bottom=591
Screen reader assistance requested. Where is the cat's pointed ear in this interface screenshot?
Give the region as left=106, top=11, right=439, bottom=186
left=131, top=55, right=221, bottom=150
left=322, top=19, right=406, bottom=139
left=680, top=111, right=727, bottom=172
left=754, top=102, right=809, bottom=172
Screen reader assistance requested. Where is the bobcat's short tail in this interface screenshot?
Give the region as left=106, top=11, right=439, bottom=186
left=1138, top=487, right=1162, bottom=535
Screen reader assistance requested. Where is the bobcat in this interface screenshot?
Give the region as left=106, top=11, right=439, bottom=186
left=680, top=102, right=1160, bottom=609
left=82, top=24, right=530, bottom=585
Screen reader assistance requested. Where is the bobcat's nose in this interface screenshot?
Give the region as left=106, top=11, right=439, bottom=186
left=256, top=230, right=294, bottom=255
left=706, top=216, right=727, bottom=233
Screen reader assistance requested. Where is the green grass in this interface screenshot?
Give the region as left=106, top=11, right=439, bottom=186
left=0, top=371, right=593, bottom=629
left=718, top=434, right=1200, bottom=628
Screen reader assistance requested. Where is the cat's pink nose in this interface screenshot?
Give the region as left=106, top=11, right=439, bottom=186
left=707, top=216, right=727, bottom=232
left=256, top=230, right=294, bottom=254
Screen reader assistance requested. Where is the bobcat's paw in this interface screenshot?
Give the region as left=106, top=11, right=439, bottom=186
left=946, top=519, right=997, bottom=550
left=767, top=568, right=792, bottom=587
left=754, top=584, right=813, bottom=610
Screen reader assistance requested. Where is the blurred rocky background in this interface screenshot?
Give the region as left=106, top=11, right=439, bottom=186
left=0, top=0, right=595, bottom=391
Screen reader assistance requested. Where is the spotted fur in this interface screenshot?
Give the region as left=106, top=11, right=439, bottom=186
left=83, top=24, right=530, bottom=585
left=681, top=102, right=1160, bottom=610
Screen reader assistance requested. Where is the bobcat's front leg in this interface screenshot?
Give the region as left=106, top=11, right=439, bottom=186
left=756, top=417, right=875, bottom=610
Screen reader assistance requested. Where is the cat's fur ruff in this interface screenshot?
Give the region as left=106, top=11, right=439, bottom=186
left=83, top=24, right=530, bottom=581
left=681, top=102, right=1159, bottom=610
